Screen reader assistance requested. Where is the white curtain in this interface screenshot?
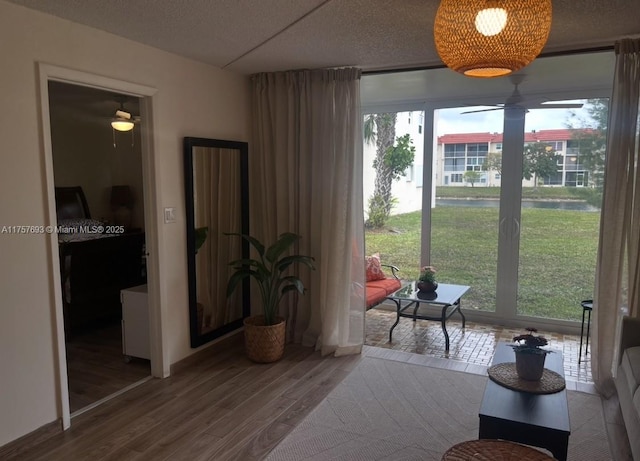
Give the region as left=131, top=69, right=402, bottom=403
left=193, top=147, right=243, bottom=332
left=592, top=38, right=640, bottom=395
left=251, top=68, right=365, bottom=356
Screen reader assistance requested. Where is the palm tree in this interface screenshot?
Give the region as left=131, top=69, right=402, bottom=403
left=364, top=113, right=397, bottom=226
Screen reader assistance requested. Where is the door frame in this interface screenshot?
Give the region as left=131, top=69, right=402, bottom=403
left=37, top=63, right=163, bottom=430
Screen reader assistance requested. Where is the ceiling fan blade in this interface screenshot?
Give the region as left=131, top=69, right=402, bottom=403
left=537, top=102, right=584, bottom=109
left=460, top=107, right=504, bottom=114
left=461, top=103, right=503, bottom=108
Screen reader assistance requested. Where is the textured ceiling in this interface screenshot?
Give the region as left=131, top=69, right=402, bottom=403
left=8, top=0, right=640, bottom=75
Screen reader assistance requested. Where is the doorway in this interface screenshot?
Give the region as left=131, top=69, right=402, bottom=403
left=39, top=64, right=162, bottom=428
left=48, top=81, right=151, bottom=414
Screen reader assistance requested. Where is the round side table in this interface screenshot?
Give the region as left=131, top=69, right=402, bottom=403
left=442, top=440, right=554, bottom=461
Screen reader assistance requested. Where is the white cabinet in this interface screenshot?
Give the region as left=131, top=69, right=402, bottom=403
left=120, top=284, right=150, bottom=361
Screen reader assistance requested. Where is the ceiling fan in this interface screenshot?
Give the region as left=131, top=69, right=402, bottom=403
left=460, top=75, right=584, bottom=115
left=110, top=99, right=141, bottom=148
left=111, top=102, right=141, bottom=132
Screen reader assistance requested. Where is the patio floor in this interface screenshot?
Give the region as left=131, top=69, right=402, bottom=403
left=365, top=307, right=593, bottom=384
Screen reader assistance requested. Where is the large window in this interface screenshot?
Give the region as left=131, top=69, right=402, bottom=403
left=366, top=95, right=606, bottom=328
left=444, top=143, right=487, bottom=173
left=432, top=100, right=606, bottom=323
left=444, top=144, right=466, bottom=173
left=544, top=141, right=563, bottom=152
left=445, top=158, right=465, bottom=171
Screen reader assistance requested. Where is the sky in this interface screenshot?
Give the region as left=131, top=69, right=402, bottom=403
left=435, top=103, right=589, bottom=136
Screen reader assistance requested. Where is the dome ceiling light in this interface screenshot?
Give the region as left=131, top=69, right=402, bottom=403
left=110, top=100, right=140, bottom=148
left=111, top=109, right=135, bottom=132
left=434, top=0, right=552, bottom=78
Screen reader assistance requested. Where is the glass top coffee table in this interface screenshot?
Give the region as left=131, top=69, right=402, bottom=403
left=386, top=282, right=469, bottom=351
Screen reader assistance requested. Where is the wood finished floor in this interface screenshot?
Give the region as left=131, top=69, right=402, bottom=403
left=66, top=323, right=151, bottom=413
left=3, top=334, right=363, bottom=461
left=3, top=328, right=631, bottom=460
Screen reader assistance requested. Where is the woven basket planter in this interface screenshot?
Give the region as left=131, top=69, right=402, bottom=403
left=243, top=316, right=286, bottom=363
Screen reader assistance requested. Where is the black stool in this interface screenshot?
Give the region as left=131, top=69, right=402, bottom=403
left=579, top=300, right=593, bottom=364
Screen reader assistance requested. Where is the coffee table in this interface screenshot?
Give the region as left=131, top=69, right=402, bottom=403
left=386, top=282, right=469, bottom=351
left=479, top=342, right=570, bottom=461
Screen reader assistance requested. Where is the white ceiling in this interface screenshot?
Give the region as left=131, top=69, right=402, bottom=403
left=8, top=0, right=640, bottom=75
left=10, top=0, right=638, bottom=111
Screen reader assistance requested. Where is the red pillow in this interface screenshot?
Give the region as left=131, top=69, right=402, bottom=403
left=365, top=253, right=386, bottom=282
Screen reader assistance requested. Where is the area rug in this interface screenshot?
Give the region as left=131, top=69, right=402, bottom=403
left=265, top=356, right=611, bottom=461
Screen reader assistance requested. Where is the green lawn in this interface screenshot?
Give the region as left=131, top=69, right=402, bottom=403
left=437, top=186, right=601, bottom=203
left=365, top=205, right=600, bottom=321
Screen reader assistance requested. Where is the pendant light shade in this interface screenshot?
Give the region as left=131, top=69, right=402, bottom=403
left=434, top=0, right=552, bottom=78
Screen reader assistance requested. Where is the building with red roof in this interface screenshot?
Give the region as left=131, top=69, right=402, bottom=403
left=436, top=128, right=594, bottom=187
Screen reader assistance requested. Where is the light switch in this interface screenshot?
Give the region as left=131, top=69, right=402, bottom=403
left=164, top=207, right=176, bottom=223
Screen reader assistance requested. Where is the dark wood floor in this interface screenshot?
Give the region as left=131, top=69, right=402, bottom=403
left=66, top=323, right=151, bottom=413
left=2, top=334, right=363, bottom=460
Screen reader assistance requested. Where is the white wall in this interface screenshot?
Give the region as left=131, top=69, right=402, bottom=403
left=0, top=0, right=250, bottom=446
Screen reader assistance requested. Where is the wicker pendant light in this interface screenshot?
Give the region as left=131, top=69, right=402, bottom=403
left=434, top=0, right=552, bottom=78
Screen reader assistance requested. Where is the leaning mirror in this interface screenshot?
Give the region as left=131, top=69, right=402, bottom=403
left=184, top=137, right=249, bottom=347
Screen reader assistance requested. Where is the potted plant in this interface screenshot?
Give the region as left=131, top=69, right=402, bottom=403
left=226, top=232, right=315, bottom=363
left=417, top=265, right=438, bottom=292
left=510, top=328, right=552, bottom=381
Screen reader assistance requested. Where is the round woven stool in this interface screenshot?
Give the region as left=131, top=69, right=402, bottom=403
left=442, top=439, right=554, bottom=460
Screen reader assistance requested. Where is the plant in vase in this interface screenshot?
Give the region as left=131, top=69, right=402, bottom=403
left=510, top=327, right=553, bottom=381
left=226, top=232, right=315, bottom=363
left=417, top=265, right=438, bottom=292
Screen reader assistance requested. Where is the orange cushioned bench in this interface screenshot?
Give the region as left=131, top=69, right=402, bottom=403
left=365, top=254, right=401, bottom=309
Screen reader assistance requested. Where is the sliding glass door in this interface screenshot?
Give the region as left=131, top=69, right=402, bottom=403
left=431, top=98, right=607, bottom=325
left=430, top=130, right=499, bottom=313
left=515, top=100, right=607, bottom=321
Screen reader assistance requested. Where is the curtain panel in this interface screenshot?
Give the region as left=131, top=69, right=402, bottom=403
left=592, top=38, right=640, bottom=395
left=250, top=68, right=365, bottom=356
left=193, top=147, right=243, bottom=331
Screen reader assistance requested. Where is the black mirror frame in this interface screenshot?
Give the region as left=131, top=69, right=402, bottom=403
left=183, top=137, right=250, bottom=348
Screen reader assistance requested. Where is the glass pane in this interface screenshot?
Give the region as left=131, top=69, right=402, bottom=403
left=364, top=111, right=424, bottom=281
left=432, top=106, right=503, bottom=312
left=516, top=99, right=607, bottom=320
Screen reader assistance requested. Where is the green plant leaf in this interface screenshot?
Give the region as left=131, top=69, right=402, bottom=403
left=265, top=233, right=300, bottom=263
left=280, top=278, right=306, bottom=295
left=224, top=232, right=265, bottom=256
left=226, top=270, right=250, bottom=297
left=225, top=231, right=314, bottom=326
left=276, top=255, right=316, bottom=273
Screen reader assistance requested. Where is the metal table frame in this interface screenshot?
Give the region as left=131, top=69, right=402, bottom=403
left=579, top=300, right=593, bottom=364
left=387, top=282, right=469, bottom=351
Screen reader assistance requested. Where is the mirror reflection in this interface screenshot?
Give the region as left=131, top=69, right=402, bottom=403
left=184, top=137, right=249, bottom=347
